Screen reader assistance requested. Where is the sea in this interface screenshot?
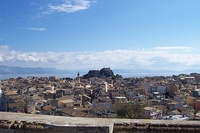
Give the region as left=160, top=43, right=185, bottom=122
left=0, top=72, right=179, bottom=80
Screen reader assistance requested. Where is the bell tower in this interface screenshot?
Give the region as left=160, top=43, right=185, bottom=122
left=77, top=72, right=80, bottom=83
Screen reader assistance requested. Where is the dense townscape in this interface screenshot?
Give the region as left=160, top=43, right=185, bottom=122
left=1, top=68, right=200, bottom=120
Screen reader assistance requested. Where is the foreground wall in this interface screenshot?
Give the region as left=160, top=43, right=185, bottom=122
left=0, top=112, right=200, bottom=133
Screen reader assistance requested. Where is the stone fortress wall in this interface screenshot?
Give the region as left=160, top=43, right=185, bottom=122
left=0, top=112, right=200, bottom=133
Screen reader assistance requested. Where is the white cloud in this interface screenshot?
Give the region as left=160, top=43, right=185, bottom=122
left=26, top=28, right=46, bottom=31
left=0, top=45, right=199, bottom=71
left=154, top=46, right=193, bottom=52
left=44, top=0, right=95, bottom=14
left=0, top=45, right=9, bottom=50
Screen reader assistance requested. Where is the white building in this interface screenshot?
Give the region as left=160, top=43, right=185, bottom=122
left=114, top=96, right=128, bottom=104
left=92, top=97, right=112, bottom=114
left=162, top=115, right=190, bottom=120
left=144, top=106, right=163, bottom=119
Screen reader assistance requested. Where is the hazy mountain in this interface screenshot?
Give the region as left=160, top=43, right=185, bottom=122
left=113, top=69, right=176, bottom=73
left=0, top=65, right=68, bottom=74
left=112, top=69, right=194, bottom=77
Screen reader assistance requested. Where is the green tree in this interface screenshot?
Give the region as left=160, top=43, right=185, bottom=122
left=115, top=74, right=123, bottom=79
left=113, top=103, right=145, bottom=119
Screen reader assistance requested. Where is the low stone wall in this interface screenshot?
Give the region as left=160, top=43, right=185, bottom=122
left=0, top=112, right=200, bottom=133
left=0, top=120, right=111, bottom=133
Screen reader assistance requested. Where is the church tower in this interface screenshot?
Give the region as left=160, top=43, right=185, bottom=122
left=0, top=87, right=2, bottom=103
left=77, top=72, right=80, bottom=83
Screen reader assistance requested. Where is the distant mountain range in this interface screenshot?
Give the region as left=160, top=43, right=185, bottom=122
left=112, top=69, right=200, bottom=77
left=0, top=65, right=69, bottom=74
left=115, top=69, right=181, bottom=73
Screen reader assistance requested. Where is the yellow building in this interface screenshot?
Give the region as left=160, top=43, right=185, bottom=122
left=186, top=96, right=196, bottom=106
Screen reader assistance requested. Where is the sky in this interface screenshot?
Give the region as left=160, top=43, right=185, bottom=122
left=1, top=0, right=200, bottom=72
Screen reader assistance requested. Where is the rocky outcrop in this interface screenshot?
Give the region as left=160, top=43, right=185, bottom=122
left=83, top=68, right=116, bottom=79
left=99, top=68, right=115, bottom=77
left=83, top=70, right=100, bottom=78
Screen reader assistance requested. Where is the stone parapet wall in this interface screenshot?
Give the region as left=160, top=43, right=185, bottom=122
left=0, top=112, right=200, bottom=133
left=114, top=122, right=200, bottom=133
left=0, top=120, right=110, bottom=133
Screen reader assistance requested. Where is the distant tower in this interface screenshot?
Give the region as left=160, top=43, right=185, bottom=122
left=104, top=82, right=108, bottom=92
left=0, top=87, right=2, bottom=97
left=51, top=86, right=55, bottom=92
left=77, top=72, right=80, bottom=83
left=0, top=87, right=2, bottom=103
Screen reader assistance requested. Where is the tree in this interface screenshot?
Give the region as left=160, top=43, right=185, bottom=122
left=115, top=74, right=123, bottom=79
left=113, top=103, right=145, bottom=119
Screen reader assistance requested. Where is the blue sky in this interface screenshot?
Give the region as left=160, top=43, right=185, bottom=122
left=1, top=0, right=200, bottom=72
